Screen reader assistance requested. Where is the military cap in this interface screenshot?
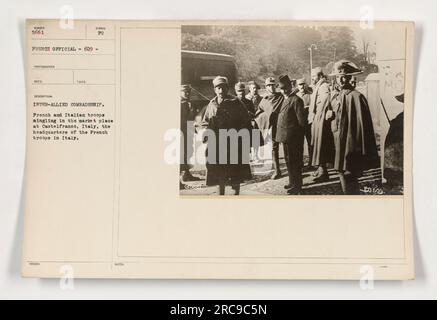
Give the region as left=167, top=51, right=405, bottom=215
left=311, top=67, right=323, bottom=77
left=297, top=78, right=306, bottom=85
left=329, top=60, right=363, bottom=76
left=278, top=74, right=292, bottom=89
left=247, top=81, right=260, bottom=89
left=212, top=76, right=228, bottom=87
left=181, top=84, right=191, bottom=91
left=265, top=77, right=276, bottom=86
left=234, top=81, right=246, bottom=92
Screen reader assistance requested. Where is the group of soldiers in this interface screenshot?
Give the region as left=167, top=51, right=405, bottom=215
left=180, top=59, right=379, bottom=195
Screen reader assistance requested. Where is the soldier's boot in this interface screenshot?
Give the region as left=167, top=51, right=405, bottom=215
left=286, top=186, right=302, bottom=195
left=348, top=177, right=360, bottom=194
left=339, top=172, right=360, bottom=195
left=232, top=184, right=240, bottom=195
left=182, top=171, right=201, bottom=182
left=307, top=145, right=314, bottom=169
left=313, top=165, right=329, bottom=182
left=271, top=145, right=282, bottom=180
left=218, top=183, right=226, bottom=195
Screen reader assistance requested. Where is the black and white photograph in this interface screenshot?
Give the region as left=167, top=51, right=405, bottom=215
left=180, top=23, right=406, bottom=196
left=5, top=0, right=437, bottom=301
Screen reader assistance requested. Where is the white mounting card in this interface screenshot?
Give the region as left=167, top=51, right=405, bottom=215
left=22, top=20, right=414, bottom=279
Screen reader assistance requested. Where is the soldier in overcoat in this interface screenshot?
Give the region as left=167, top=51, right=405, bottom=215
left=310, top=67, right=335, bottom=182
left=201, top=76, right=252, bottom=195
left=254, top=77, right=284, bottom=179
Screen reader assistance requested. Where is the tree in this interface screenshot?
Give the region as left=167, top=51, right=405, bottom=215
left=181, top=25, right=361, bottom=81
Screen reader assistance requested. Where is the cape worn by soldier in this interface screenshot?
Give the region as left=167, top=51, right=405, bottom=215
left=201, top=95, right=252, bottom=187
left=329, top=60, right=379, bottom=194
left=331, top=87, right=379, bottom=174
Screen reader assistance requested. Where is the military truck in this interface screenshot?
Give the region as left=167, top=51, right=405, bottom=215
left=181, top=50, right=238, bottom=119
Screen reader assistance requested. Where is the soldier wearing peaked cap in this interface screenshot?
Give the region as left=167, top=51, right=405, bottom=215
left=245, top=81, right=262, bottom=109
left=297, top=78, right=312, bottom=106
left=200, top=76, right=252, bottom=195
left=275, top=75, right=308, bottom=194
left=254, top=76, right=285, bottom=179
left=212, top=76, right=228, bottom=87
left=245, top=81, right=264, bottom=162
left=265, top=77, right=275, bottom=85
left=329, top=60, right=379, bottom=194
left=234, top=81, right=261, bottom=161
left=235, top=82, right=256, bottom=116
left=296, top=78, right=314, bottom=167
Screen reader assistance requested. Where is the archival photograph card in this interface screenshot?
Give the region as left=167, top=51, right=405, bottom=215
left=22, top=20, right=415, bottom=279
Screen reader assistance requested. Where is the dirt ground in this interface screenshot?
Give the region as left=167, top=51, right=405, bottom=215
left=180, top=156, right=403, bottom=196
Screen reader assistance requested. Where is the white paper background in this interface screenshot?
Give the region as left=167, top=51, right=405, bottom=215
left=0, top=0, right=435, bottom=299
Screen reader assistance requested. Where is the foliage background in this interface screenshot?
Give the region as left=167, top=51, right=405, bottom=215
left=182, top=25, right=377, bottom=82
